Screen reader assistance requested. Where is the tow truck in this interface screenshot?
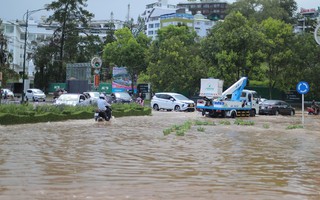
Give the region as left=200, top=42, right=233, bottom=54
left=196, top=77, right=260, bottom=118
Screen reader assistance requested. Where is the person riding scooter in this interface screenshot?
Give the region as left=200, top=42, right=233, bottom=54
left=96, top=94, right=112, bottom=121
left=311, top=100, right=319, bottom=115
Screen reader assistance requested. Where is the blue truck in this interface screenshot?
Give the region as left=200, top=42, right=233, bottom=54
left=196, top=77, right=260, bottom=118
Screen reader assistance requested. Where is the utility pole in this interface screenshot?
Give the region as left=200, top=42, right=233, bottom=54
left=22, top=8, right=46, bottom=103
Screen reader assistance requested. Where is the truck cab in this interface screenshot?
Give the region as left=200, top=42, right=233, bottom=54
left=241, top=89, right=260, bottom=116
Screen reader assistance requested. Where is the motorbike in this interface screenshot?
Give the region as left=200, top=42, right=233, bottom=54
left=307, top=106, right=320, bottom=115
left=94, top=106, right=112, bottom=121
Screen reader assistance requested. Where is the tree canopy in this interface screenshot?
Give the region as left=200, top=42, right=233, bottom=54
left=103, top=28, right=151, bottom=92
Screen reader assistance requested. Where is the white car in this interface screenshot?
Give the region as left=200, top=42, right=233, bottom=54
left=54, top=93, right=91, bottom=106
left=151, top=92, right=195, bottom=112
left=1, top=89, right=14, bottom=99
left=25, top=88, right=46, bottom=102
left=83, top=91, right=100, bottom=105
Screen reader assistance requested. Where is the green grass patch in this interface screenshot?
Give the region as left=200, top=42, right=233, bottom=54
left=286, top=124, right=304, bottom=130
left=219, top=120, right=231, bottom=125
left=194, top=120, right=211, bottom=126
left=163, top=120, right=193, bottom=136
left=234, top=118, right=255, bottom=126
left=263, top=124, right=270, bottom=129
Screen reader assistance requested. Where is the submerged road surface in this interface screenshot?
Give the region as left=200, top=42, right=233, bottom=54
left=0, top=111, right=319, bottom=199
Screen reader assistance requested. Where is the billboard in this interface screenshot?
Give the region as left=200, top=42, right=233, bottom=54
left=112, top=67, right=137, bottom=93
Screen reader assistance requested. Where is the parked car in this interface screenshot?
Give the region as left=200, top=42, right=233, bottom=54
left=1, top=88, right=14, bottom=99
left=54, top=93, right=91, bottom=106
left=25, top=88, right=46, bottom=102
left=83, top=91, right=100, bottom=104
left=259, top=100, right=295, bottom=116
left=258, top=98, right=268, bottom=104
left=151, top=92, right=195, bottom=112
left=110, top=92, right=133, bottom=104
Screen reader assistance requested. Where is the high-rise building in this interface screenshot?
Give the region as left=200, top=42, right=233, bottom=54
left=177, top=0, right=228, bottom=21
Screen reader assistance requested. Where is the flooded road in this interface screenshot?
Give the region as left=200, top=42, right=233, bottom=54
left=0, top=111, right=319, bottom=200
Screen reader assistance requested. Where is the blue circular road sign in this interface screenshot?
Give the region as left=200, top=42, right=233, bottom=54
left=296, top=81, right=309, bottom=94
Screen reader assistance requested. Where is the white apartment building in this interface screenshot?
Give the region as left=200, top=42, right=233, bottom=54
left=141, top=0, right=216, bottom=40
left=1, top=17, right=125, bottom=77
left=141, top=0, right=178, bottom=40
left=1, top=18, right=54, bottom=78
left=193, top=11, right=216, bottom=38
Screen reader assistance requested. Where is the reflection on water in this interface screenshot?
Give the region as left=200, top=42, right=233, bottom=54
left=0, top=112, right=319, bottom=199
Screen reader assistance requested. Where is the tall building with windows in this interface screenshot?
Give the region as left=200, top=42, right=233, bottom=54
left=141, top=0, right=178, bottom=39
left=141, top=0, right=217, bottom=40
left=177, top=0, right=228, bottom=21
left=294, top=7, right=320, bottom=33
left=1, top=19, right=54, bottom=77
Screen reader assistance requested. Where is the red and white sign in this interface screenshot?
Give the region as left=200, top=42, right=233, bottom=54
left=300, top=8, right=316, bottom=13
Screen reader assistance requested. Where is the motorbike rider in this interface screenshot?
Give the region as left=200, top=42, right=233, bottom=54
left=311, top=100, right=319, bottom=114
left=97, top=94, right=111, bottom=121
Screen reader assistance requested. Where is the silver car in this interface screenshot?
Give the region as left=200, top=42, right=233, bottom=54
left=25, top=88, right=46, bottom=102
left=54, top=93, right=91, bottom=106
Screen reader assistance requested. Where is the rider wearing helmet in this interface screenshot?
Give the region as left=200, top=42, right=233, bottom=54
left=311, top=100, right=319, bottom=114
left=97, top=94, right=111, bottom=121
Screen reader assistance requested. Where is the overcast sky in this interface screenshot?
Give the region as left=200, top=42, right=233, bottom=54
left=0, top=0, right=318, bottom=22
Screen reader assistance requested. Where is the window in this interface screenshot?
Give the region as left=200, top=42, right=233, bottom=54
left=155, top=23, right=160, bottom=28
left=203, top=4, right=209, bottom=8
left=148, top=31, right=153, bottom=35
left=148, top=24, right=154, bottom=28
left=5, top=25, right=14, bottom=33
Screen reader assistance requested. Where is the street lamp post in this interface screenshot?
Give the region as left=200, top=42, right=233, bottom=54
left=21, top=8, right=45, bottom=103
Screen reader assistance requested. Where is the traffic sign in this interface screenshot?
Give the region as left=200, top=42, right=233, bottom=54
left=296, top=81, right=309, bottom=95
left=91, top=57, right=102, bottom=68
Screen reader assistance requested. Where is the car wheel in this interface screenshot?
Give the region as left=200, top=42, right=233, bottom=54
left=174, top=105, right=180, bottom=111
left=290, top=110, right=295, bottom=116
left=153, top=104, right=160, bottom=111
left=249, top=109, right=256, bottom=117
left=231, top=111, right=237, bottom=118
left=33, top=97, right=36, bottom=102
left=275, top=110, right=279, bottom=115
left=167, top=109, right=172, bottom=112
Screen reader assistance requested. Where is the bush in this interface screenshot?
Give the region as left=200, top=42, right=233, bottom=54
left=0, top=103, right=151, bottom=125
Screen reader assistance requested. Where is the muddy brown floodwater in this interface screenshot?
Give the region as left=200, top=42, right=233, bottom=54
left=0, top=110, right=319, bottom=200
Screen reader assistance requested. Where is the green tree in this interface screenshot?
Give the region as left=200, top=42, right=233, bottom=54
left=147, top=25, right=207, bottom=95
left=287, top=33, right=320, bottom=99
left=227, top=0, right=297, bottom=24
left=259, top=18, right=295, bottom=98
left=45, top=0, right=94, bottom=82
left=201, top=12, right=265, bottom=86
left=0, top=20, right=18, bottom=88
left=33, top=44, right=58, bottom=90
left=103, top=28, right=150, bottom=92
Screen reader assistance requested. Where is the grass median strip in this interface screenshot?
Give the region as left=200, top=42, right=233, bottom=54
left=163, top=118, right=303, bottom=136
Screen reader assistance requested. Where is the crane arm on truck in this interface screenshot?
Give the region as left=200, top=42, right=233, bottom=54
left=220, top=77, right=247, bottom=101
